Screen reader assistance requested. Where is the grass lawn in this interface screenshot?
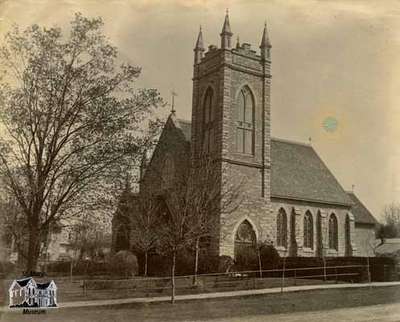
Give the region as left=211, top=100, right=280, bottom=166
left=1, top=285, right=400, bottom=322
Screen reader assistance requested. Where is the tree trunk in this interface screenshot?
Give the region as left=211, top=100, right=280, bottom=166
left=193, top=238, right=200, bottom=286
left=171, top=251, right=176, bottom=304
left=257, top=246, right=263, bottom=278
left=144, top=251, right=148, bottom=277
left=26, top=221, right=41, bottom=272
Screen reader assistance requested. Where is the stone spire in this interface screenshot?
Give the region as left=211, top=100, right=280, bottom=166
left=220, top=9, right=233, bottom=49
left=194, top=26, right=205, bottom=64
left=260, top=21, right=272, bottom=60
left=236, top=35, right=240, bottom=49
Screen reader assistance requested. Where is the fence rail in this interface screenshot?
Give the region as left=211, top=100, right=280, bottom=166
left=62, top=264, right=373, bottom=301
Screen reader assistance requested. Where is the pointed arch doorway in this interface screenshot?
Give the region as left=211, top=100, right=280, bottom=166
left=234, top=220, right=257, bottom=267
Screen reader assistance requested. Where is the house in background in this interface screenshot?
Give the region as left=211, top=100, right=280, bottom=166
left=375, top=238, right=400, bottom=261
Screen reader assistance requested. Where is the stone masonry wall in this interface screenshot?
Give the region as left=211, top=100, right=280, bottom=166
left=354, top=223, right=377, bottom=257
left=271, top=199, right=357, bottom=257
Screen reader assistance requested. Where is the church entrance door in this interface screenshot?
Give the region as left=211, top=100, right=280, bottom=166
left=234, top=220, right=257, bottom=268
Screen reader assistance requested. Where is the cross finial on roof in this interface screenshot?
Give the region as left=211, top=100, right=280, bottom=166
left=171, top=90, right=178, bottom=114
left=308, top=137, right=312, bottom=145
left=352, top=184, right=355, bottom=192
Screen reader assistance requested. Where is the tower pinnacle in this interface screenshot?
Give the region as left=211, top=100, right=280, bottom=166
left=220, top=10, right=233, bottom=49
left=260, top=21, right=272, bottom=59
left=194, top=26, right=205, bottom=64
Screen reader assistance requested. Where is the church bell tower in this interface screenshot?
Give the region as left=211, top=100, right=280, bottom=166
left=191, top=13, right=273, bottom=258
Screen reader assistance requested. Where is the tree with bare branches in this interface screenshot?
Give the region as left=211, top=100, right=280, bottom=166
left=158, top=156, right=243, bottom=303
left=128, top=192, right=162, bottom=277
left=377, top=203, right=400, bottom=240
left=0, top=13, right=162, bottom=271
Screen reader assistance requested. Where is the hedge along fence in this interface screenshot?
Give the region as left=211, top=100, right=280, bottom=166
left=274, top=257, right=398, bottom=282
left=78, top=264, right=369, bottom=295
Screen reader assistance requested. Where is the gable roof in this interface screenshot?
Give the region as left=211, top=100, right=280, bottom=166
left=15, top=277, right=33, bottom=288
left=37, top=282, right=51, bottom=289
left=170, top=115, right=191, bottom=142
left=270, top=138, right=352, bottom=206
left=375, top=239, right=400, bottom=256
left=346, top=191, right=378, bottom=225
left=155, top=119, right=368, bottom=209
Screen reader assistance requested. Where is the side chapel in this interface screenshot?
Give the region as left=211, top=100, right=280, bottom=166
left=112, top=13, right=378, bottom=260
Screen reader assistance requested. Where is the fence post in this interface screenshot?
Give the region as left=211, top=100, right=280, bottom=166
left=294, top=269, right=297, bottom=286
left=281, top=257, right=286, bottom=293
left=335, top=267, right=338, bottom=284
left=367, top=257, right=371, bottom=286
left=70, top=260, right=73, bottom=283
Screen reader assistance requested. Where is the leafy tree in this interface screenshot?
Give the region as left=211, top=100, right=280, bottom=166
left=0, top=13, right=162, bottom=271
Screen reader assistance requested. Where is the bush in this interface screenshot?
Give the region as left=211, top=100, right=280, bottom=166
left=110, top=250, right=138, bottom=277
left=143, top=251, right=194, bottom=277
left=272, top=256, right=397, bottom=282
left=217, top=255, right=235, bottom=273
left=235, top=247, right=258, bottom=271
left=259, top=243, right=280, bottom=270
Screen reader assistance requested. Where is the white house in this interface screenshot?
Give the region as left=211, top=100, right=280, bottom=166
left=9, top=277, right=57, bottom=308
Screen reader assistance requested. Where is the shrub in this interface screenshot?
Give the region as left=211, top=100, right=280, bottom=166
left=235, top=247, right=259, bottom=271
left=259, top=243, right=280, bottom=270
left=110, top=250, right=138, bottom=277
left=198, top=255, right=220, bottom=274
left=217, top=255, right=235, bottom=273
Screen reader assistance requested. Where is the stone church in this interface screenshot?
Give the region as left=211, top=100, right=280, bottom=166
left=112, top=13, right=378, bottom=260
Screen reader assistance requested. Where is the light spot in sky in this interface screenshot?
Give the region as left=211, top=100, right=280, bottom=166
left=322, top=116, right=339, bottom=133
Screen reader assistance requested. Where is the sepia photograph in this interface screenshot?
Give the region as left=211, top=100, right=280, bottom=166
left=0, top=0, right=399, bottom=321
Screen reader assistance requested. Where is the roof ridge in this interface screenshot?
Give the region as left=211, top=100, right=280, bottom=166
left=271, top=137, right=310, bottom=147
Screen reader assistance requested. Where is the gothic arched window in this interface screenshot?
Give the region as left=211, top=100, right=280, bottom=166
left=303, top=211, right=314, bottom=249
left=203, top=87, right=214, bottom=153
left=276, top=208, right=288, bottom=248
left=162, top=154, right=175, bottom=188
left=329, top=214, right=338, bottom=250
left=236, top=87, right=254, bottom=154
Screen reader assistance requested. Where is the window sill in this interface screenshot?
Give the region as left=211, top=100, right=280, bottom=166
left=303, top=247, right=314, bottom=253
left=327, top=249, right=339, bottom=256
left=276, top=246, right=287, bottom=251
left=233, top=152, right=255, bottom=157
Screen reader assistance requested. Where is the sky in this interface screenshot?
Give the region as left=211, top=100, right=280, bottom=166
left=0, top=0, right=399, bottom=220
